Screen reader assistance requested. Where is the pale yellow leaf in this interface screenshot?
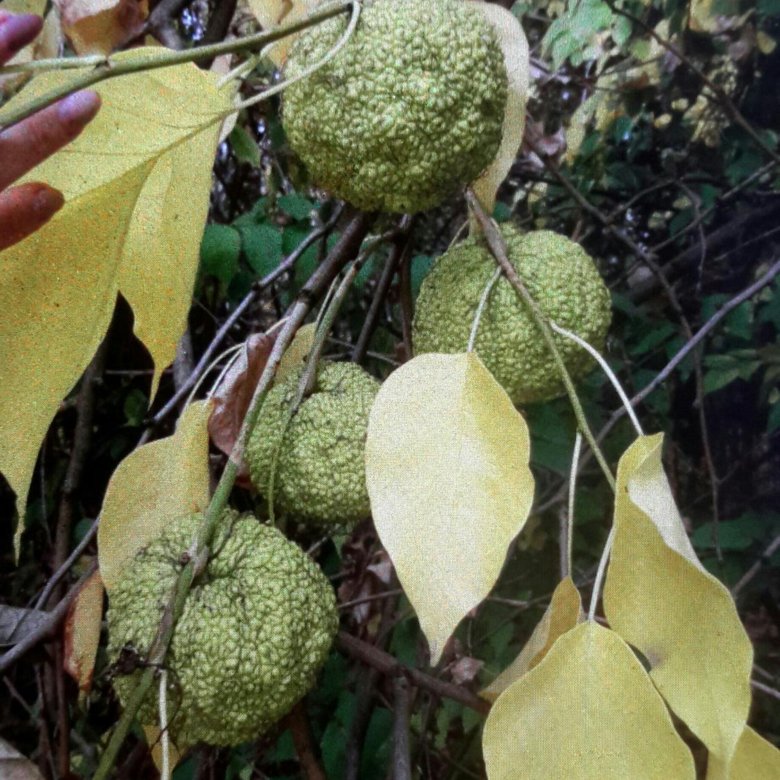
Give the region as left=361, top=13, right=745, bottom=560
left=470, top=2, right=529, bottom=214
left=245, top=0, right=319, bottom=65
left=481, top=575, right=582, bottom=702
left=603, top=434, right=753, bottom=766
left=97, top=401, right=212, bottom=591
left=708, top=727, right=780, bottom=780
left=0, top=55, right=231, bottom=544
left=276, top=322, right=316, bottom=383
left=63, top=568, right=104, bottom=693
left=482, top=622, right=696, bottom=779
left=53, top=0, right=148, bottom=55
left=365, top=352, right=534, bottom=665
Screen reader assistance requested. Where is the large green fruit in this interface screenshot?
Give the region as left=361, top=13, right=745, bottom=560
left=282, top=0, right=508, bottom=214
left=246, top=362, right=380, bottom=529
left=107, top=509, right=337, bottom=747
left=413, top=227, right=612, bottom=405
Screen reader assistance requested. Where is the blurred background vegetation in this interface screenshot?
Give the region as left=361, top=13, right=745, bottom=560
left=1, top=0, right=779, bottom=777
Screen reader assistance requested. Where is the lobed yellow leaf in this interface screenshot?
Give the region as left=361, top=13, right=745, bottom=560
left=603, top=434, right=753, bottom=767
left=63, top=568, right=104, bottom=693
left=469, top=1, right=529, bottom=215
left=708, top=726, right=780, bottom=780
left=365, top=352, right=534, bottom=665
left=482, top=622, right=695, bottom=779
left=97, top=400, right=212, bottom=591
left=480, top=575, right=582, bottom=702
left=0, top=55, right=232, bottom=545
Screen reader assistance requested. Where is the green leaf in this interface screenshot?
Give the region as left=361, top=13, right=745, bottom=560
left=240, top=224, right=284, bottom=277
left=277, top=193, right=316, bottom=220
left=228, top=125, right=261, bottom=167
left=200, top=224, right=241, bottom=285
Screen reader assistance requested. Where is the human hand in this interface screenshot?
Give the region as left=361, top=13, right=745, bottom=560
left=0, top=12, right=101, bottom=251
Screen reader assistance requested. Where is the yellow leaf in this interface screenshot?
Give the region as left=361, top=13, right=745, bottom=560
left=482, top=622, right=696, bottom=779
left=469, top=2, right=529, bottom=214
left=97, top=401, right=212, bottom=591
left=53, top=0, right=149, bottom=55
left=0, top=55, right=231, bottom=543
left=63, top=569, right=104, bottom=693
left=365, top=352, right=534, bottom=665
left=603, top=434, right=753, bottom=766
left=245, top=0, right=319, bottom=65
left=143, top=725, right=186, bottom=775
left=481, top=576, right=582, bottom=702
left=276, top=321, right=316, bottom=383
left=757, top=31, right=777, bottom=56
left=708, top=727, right=780, bottom=780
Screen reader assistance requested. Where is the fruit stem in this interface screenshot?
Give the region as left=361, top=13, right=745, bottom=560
left=465, top=188, right=615, bottom=492
left=468, top=267, right=502, bottom=352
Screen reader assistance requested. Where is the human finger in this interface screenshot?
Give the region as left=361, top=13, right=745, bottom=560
left=0, top=182, right=64, bottom=251
left=0, top=91, right=101, bottom=190
left=0, top=12, right=42, bottom=65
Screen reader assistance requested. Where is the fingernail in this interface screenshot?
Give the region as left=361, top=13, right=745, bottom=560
left=57, top=91, right=101, bottom=126
left=1, top=14, right=43, bottom=50
left=32, top=185, right=65, bottom=217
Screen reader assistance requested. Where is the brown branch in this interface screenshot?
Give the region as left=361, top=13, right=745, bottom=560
left=337, top=632, right=491, bottom=716
left=392, top=675, right=412, bottom=780
left=0, top=561, right=98, bottom=674
left=352, top=216, right=413, bottom=363
left=286, top=701, right=326, bottom=780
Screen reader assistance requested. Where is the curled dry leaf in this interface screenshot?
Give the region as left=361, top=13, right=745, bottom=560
left=469, top=1, right=529, bottom=214
left=0, top=738, right=44, bottom=780
left=481, top=575, right=582, bottom=702
left=53, top=0, right=148, bottom=55
left=208, top=332, right=276, bottom=472
left=366, top=353, right=534, bottom=665
left=63, top=568, right=104, bottom=693
left=98, top=401, right=212, bottom=591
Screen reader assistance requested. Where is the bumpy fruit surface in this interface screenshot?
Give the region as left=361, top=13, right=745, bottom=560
left=282, top=0, right=508, bottom=213
left=107, top=510, right=337, bottom=747
left=246, top=362, right=380, bottom=529
left=413, top=227, right=612, bottom=405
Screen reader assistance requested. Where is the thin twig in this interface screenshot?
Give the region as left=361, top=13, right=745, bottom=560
left=392, top=675, right=412, bottom=780
left=732, top=534, right=780, bottom=598
left=751, top=679, right=780, bottom=703
left=465, top=189, right=615, bottom=491
left=337, top=632, right=490, bottom=716
left=0, top=561, right=98, bottom=674
left=286, top=701, right=326, bottom=780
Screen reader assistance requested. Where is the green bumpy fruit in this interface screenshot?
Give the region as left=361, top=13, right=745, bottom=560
left=282, top=0, right=508, bottom=214
left=107, top=509, right=337, bottom=747
left=413, top=227, right=612, bottom=405
left=246, top=362, right=380, bottom=529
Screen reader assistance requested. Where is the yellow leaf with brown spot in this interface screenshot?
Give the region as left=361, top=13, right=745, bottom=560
left=63, top=568, right=104, bottom=693
left=603, top=435, right=753, bottom=768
